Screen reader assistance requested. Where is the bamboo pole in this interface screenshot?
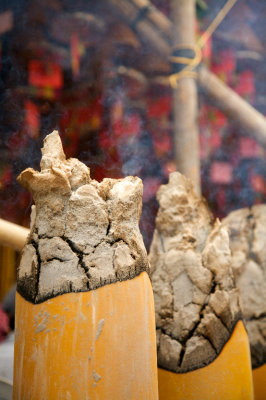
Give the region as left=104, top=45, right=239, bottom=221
left=0, top=219, right=29, bottom=251
left=108, top=0, right=169, bottom=57
left=131, top=0, right=172, bottom=40
left=198, top=66, right=266, bottom=148
left=170, top=0, right=201, bottom=195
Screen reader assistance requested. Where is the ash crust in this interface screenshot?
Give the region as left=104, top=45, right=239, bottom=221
left=17, top=131, right=149, bottom=304
left=222, top=205, right=266, bottom=368
left=150, top=172, right=242, bottom=373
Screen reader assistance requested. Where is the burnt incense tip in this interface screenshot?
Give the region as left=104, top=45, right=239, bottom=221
left=149, top=172, right=241, bottom=373
left=17, top=132, right=149, bottom=303
left=222, top=205, right=266, bottom=369
left=40, top=130, right=66, bottom=171
left=17, top=131, right=91, bottom=194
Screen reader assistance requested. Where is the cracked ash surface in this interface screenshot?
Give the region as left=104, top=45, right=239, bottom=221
left=17, top=131, right=149, bottom=303
left=222, top=205, right=266, bottom=369
left=149, top=172, right=241, bottom=373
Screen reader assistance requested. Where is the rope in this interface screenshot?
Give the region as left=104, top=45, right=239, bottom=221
left=169, top=44, right=202, bottom=89
left=169, top=0, right=238, bottom=88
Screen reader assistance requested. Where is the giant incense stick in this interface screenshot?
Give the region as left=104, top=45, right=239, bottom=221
left=223, top=205, right=266, bottom=400
left=149, top=172, right=253, bottom=400
left=13, top=131, right=158, bottom=399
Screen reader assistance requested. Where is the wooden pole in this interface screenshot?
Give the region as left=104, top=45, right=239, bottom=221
left=108, top=0, right=169, bottom=57
left=198, top=66, right=266, bottom=148
left=0, top=218, right=29, bottom=251
left=171, top=0, right=201, bottom=194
